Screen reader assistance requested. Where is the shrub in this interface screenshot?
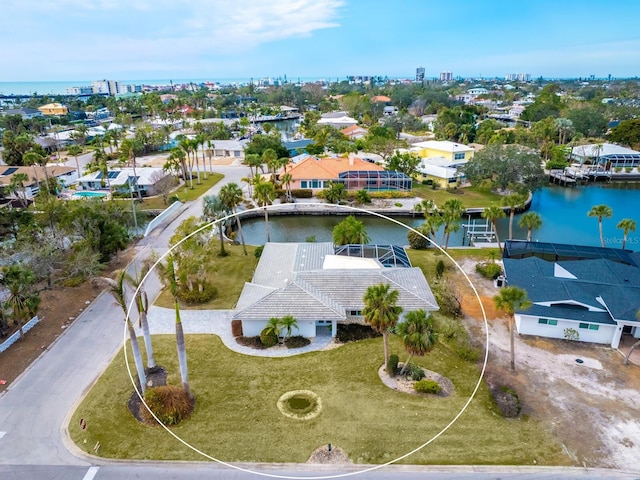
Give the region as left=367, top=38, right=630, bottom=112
left=433, top=280, right=462, bottom=318
left=435, top=259, right=446, bottom=278
left=285, top=336, right=310, bottom=348
left=305, top=235, right=316, bottom=243
left=404, top=362, right=426, bottom=381
left=141, top=385, right=193, bottom=426
left=614, top=167, right=623, bottom=173
left=453, top=342, right=482, bottom=362
left=178, top=284, right=217, bottom=304
left=168, top=195, right=181, bottom=205
left=414, top=379, right=440, bottom=394
left=290, top=188, right=313, bottom=198
left=260, top=327, right=278, bottom=347
left=235, top=336, right=264, bottom=349
left=492, top=385, right=521, bottom=418
left=336, top=323, right=381, bottom=342
left=564, top=327, right=580, bottom=341
left=231, top=319, right=243, bottom=337
left=421, top=179, right=433, bottom=185
left=407, top=229, right=431, bottom=249
left=254, top=245, right=264, bottom=258
left=63, top=275, right=85, bottom=287
left=387, top=354, right=399, bottom=375
left=475, top=262, right=502, bottom=280
left=394, top=202, right=403, bottom=207
left=625, top=167, right=633, bottom=173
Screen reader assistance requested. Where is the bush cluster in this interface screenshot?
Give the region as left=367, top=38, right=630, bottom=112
left=285, top=336, right=311, bottom=348
left=259, top=328, right=278, bottom=347
left=336, top=324, right=381, bottom=342
left=254, top=245, right=264, bottom=258
left=235, top=336, right=265, bottom=349
left=407, top=229, right=431, bottom=249
left=404, top=362, right=426, bottom=381
left=387, top=354, right=399, bottom=375
left=414, top=379, right=440, bottom=394
left=178, top=283, right=217, bottom=304
left=492, top=385, right=521, bottom=418
left=475, top=262, right=503, bottom=280
left=141, top=385, right=193, bottom=426
left=289, top=188, right=313, bottom=198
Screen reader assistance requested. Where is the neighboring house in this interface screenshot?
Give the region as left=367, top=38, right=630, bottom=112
left=570, top=143, right=640, bottom=169
left=383, top=106, right=398, bottom=116
left=0, top=165, right=77, bottom=200
left=417, top=157, right=465, bottom=187
left=38, top=103, right=68, bottom=116
left=318, top=111, right=358, bottom=129
left=502, top=240, right=640, bottom=348
left=233, top=242, right=439, bottom=338
left=283, top=139, right=313, bottom=156
left=286, top=155, right=380, bottom=190
left=0, top=108, right=43, bottom=119
left=208, top=139, right=248, bottom=159
left=411, top=140, right=475, bottom=164
left=371, top=95, right=391, bottom=104
left=341, top=124, right=368, bottom=140
left=75, top=167, right=171, bottom=196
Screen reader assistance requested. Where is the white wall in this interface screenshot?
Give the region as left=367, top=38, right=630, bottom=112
left=515, top=314, right=616, bottom=345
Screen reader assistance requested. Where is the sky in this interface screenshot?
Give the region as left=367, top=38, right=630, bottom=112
left=3, top=0, right=640, bottom=82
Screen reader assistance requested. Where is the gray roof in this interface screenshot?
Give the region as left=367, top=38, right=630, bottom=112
left=503, top=256, right=640, bottom=325
left=234, top=242, right=439, bottom=323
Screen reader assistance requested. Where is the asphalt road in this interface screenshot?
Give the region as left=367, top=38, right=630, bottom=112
left=1, top=163, right=639, bottom=479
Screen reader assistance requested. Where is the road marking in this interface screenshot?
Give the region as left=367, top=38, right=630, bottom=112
left=82, top=466, right=99, bottom=480
left=0, top=432, right=6, bottom=439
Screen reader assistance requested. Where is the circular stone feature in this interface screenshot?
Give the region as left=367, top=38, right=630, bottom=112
left=277, top=390, right=322, bottom=420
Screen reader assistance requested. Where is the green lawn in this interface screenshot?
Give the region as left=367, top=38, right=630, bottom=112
left=69, top=335, right=569, bottom=465
left=412, top=185, right=502, bottom=209
left=154, top=244, right=259, bottom=310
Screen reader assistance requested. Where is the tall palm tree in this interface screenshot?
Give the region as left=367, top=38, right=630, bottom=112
left=587, top=204, right=613, bottom=248
left=396, top=310, right=438, bottom=376
left=22, top=151, right=46, bottom=197
left=203, top=194, right=229, bottom=256
left=253, top=176, right=276, bottom=242
left=440, top=199, right=464, bottom=250
left=0, top=265, right=40, bottom=337
left=191, top=137, right=202, bottom=185
left=220, top=182, right=247, bottom=255
left=518, top=211, right=542, bottom=242
left=363, top=283, right=403, bottom=370
left=125, top=261, right=156, bottom=370
left=206, top=137, right=214, bottom=178
left=166, top=148, right=188, bottom=183
left=501, top=193, right=527, bottom=241
left=481, top=205, right=506, bottom=251
left=102, top=270, right=147, bottom=393
left=244, top=153, right=263, bottom=180
left=119, top=139, right=142, bottom=199
left=332, top=215, right=370, bottom=245
left=281, top=173, right=293, bottom=201
left=178, top=138, right=195, bottom=189
left=493, top=286, right=531, bottom=371
left=67, top=145, right=84, bottom=179
left=163, top=255, right=192, bottom=399
left=8, top=173, right=30, bottom=208
left=616, top=219, right=636, bottom=250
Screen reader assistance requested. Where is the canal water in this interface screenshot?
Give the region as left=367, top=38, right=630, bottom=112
left=240, top=185, right=640, bottom=249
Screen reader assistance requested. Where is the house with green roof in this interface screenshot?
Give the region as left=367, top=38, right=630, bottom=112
left=502, top=240, right=640, bottom=348
left=233, top=242, right=439, bottom=338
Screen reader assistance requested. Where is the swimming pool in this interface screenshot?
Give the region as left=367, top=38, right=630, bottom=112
left=72, top=191, right=107, bottom=198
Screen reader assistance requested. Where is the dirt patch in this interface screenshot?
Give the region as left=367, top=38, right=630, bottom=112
left=307, top=445, right=352, bottom=464
left=127, top=367, right=168, bottom=423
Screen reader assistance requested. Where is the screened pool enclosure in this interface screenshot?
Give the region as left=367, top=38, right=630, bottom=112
left=337, top=170, right=412, bottom=191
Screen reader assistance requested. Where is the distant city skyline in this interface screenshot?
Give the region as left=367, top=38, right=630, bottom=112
left=3, top=0, right=640, bottom=82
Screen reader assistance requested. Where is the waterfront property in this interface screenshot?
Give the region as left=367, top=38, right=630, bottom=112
left=411, top=140, right=475, bottom=164
left=0, top=165, right=77, bottom=202
left=75, top=167, right=172, bottom=196
left=570, top=143, right=640, bottom=169
left=233, top=242, right=439, bottom=338
left=502, top=240, right=640, bottom=348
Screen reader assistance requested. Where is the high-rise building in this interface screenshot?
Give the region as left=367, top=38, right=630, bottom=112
left=440, top=71, right=453, bottom=82
left=505, top=73, right=531, bottom=82
left=65, top=86, right=93, bottom=95
left=416, top=67, right=425, bottom=82
left=91, top=80, right=123, bottom=95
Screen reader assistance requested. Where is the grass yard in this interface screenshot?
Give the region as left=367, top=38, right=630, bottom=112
left=412, top=184, right=502, bottom=209
left=154, top=244, right=259, bottom=310
left=69, top=335, right=569, bottom=465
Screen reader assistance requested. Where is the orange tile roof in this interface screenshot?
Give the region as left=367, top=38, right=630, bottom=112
left=340, top=125, right=368, bottom=135
left=287, top=156, right=383, bottom=180
left=371, top=95, right=391, bottom=103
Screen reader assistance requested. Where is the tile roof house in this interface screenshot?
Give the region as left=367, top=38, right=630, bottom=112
left=502, top=241, right=640, bottom=348
left=285, top=155, right=385, bottom=191
left=233, top=242, right=439, bottom=338
left=340, top=124, right=369, bottom=139
left=75, top=167, right=172, bottom=196
left=0, top=165, right=76, bottom=201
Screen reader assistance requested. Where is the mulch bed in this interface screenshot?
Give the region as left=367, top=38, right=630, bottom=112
left=127, top=366, right=168, bottom=423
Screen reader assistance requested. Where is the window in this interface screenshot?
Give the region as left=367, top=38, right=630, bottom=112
left=454, top=152, right=466, bottom=160
left=589, top=324, right=599, bottom=331
left=301, top=181, right=308, bottom=188
left=349, top=310, right=362, bottom=316
left=538, top=318, right=558, bottom=326
left=579, top=323, right=588, bottom=329
left=578, top=323, right=599, bottom=331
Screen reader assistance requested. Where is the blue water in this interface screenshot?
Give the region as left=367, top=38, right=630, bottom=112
left=241, top=185, right=640, bottom=249
left=72, top=191, right=107, bottom=198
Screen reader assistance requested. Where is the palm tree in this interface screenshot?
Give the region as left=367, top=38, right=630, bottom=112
left=324, top=181, right=346, bottom=204
left=206, top=137, right=214, bottom=178
left=518, top=211, right=542, bottom=242
left=396, top=310, right=438, bottom=376
left=102, top=270, right=147, bottom=393
left=482, top=205, right=506, bottom=252
left=178, top=138, right=195, bottom=189
left=67, top=145, right=83, bottom=178
left=493, top=286, right=532, bottom=371
left=125, top=261, right=156, bottom=370
left=332, top=215, right=370, bottom=245
left=588, top=204, right=613, bottom=247
left=23, top=151, right=46, bottom=197
left=440, top=199, right=464, bottom=250
left=281, top=173, right=293, bottom=201
left=264, top=317, right=281, bottom=341
left=220, top=182, right=247, bottom=255
left=253, top=176, right=276, bottom=242
left=616, top=219, right=637, bottom=250
left=279, top=315, right=299, bottom=343
left=363, top=283, right=403, bottom=370
left=191, top=137, right=202, bottom=185
left=8, top=173, right=30, bottom=208
left=203, top=194, right=229, bottom=256
left=501, top=193, right=527, bottom=241
left=0, top=265, right=40, bottom=337
left=163, top=255, right=192, bottom=399
left=119, top=138, right=142, bottom=199
left=166, top=148, right=188, bottom=183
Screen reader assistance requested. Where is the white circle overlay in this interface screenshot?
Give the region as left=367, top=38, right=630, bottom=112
left=123, top=202, right=490, bottom=479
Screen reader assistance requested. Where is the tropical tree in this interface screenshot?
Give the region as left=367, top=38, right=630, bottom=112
left=126, top=261, right=156, bottom=370
left=119, top=138, right=143, bottom=199
left=440, top=199, right=464, bottom=250
left=8, top=173, right=30, bottom=208
left=324, top=181, right=346, bottom=204
left=482, top=205, right=506, bottom=251
left=220, top=182, right=247, bottom=255
left=332, top=215, right=370, bottom=245
left=518, top=211, right=542, bottom=242
left=263, top=317, right=281, bottom=341
left=253, top=176, right=276, bottom=242
left=0, top=265, right=40, bottom=337
left=278, top=315, right=299, bottom=341
left=22, top=151, right=46, bottom=196
left=67, top=145, right=84, bottom=178
left=165, top=147, right=188, bottom=183
left=102, top=270, right=147, bottom=393
left=396, top=309, right=438, bottom=376
left=363, top=283, right=403, bottom=370
left=203, top=194, right=229, bottom=257
left=281, top=172, right=293, bottom=201
left=493, top=286, right=531, bottom=371
left=616, top=219, right=637, bottom=250
left=354, top=189, right=371, bottom=205
left=501, top=193, right=527, bottom=241
left=587, top=204, right=613, bottom=248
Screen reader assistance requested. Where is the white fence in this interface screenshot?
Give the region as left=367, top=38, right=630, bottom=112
left=0, top=316, right=39, bottom=353
left=144, top=201, right=183, bottom=237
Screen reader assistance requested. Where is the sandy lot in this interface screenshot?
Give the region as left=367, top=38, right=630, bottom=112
left=454, top=257, right=640, bottom=470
